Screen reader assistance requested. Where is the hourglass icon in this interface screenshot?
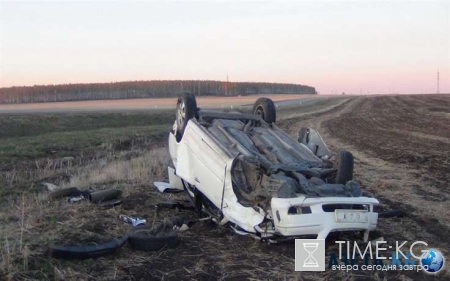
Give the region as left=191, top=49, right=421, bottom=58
left=303, top=243, right=319, bottom=267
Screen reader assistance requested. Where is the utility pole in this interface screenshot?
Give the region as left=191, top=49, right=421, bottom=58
left=226, top=74, right=229, bottom=96
left=437, top=70, right=440, bottom=94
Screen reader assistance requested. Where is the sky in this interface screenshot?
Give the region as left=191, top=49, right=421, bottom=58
left=0, top=0, right=449, bottom=95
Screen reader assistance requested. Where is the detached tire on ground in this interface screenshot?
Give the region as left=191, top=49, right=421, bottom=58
left=252, top=97, right=276, bottom=124
left=48, top=235, right=128, bottom=259
left=334, top=150, right=354, bottom=184
left=128, top=224, right=178, bottom=251
left=176, top=93, right=197, bottom=139
left=48, top=187, right=80, bottom=199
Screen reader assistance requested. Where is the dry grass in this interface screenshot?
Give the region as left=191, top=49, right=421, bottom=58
left=67, top=148, right=169, bottom=191
left=0, top=145, right=170, bottom=280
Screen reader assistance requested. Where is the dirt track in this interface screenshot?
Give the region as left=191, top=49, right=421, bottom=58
left=278, top=94, right=450, bottom=279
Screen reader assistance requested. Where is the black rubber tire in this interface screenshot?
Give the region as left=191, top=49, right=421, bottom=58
left=176, top=93, right=197, bottom=138
left=48, top=187, right=80, bottom=199
left=252, top=97, right=276, bottom=124
left=128, top=225, right=178, bottom=251
left=47, top=235, right=128, bottom=259
left=89, top=189, right=122, bottom=203
left=334, top=150, right=354, bottom=184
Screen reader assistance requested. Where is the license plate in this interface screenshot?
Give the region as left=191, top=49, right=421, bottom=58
left=335, top=210, right=368, bottom=223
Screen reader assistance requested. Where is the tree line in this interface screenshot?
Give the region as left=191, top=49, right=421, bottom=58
left=0, top=80, right=316, bottom=104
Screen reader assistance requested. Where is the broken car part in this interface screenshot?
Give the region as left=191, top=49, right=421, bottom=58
left=48, top=187, right=80, bottom=199
left=128, top=222, right=178, bottom=251
left=40, top=182, right=60, bottom=192
left=168, top=166, right=184, bottom=190
left=47, top=235, right=128, bottom=260
left=119, top=215, right=146, bottom=227
left=89, top=189, right=122, bottom=203
left=153, top=181, right=183, bottom=193
left=98, top=199, right=123, bottom=208
left=68, top=195, right=85, bottom=203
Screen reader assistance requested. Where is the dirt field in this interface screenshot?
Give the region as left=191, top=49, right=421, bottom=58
left=0, top=94, right=449, bottom=280
left=0, top=94, right=326, bottom=114
left=279, top=94, right=450, bottom=279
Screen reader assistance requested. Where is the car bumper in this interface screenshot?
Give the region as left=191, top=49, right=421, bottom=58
left=271, top=196, right=379, bottom=239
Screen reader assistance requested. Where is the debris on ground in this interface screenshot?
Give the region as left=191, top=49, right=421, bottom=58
left=68, top=195, right=85, bottom=203
left=119, top=215, right=146, bottom=227
left=98, top=198, right=123, bottom=208
left=89, top=189, right=122, bottom=203
left=47, top=235, right=128, bottom=260
left=153, top=181, right=183, bottom=193
left=47, top=185, right=124, bottom=208
left=128, top=221, right=178, bottom=251
left=48, top=186, right=80, bottom=199
left=40, top=182, right=61, bottom=192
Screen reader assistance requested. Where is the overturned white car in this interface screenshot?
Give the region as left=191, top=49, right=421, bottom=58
left=168, top=93, right=379, bottom=242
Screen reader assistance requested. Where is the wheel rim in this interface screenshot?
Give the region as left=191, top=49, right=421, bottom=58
left=255, top=106, right=265, bottom=119
left=177, top=100, right=186, bottom=129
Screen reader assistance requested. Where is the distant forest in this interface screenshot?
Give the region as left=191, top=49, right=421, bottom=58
left=0, top=80, right=316, bottom=104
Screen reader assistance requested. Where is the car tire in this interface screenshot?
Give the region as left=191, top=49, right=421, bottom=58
left=335, top=150, right=354, bottom=184
left=252, top=97, right=276, bottom=124
left=48, top=187, right=80, bottom=199
left=88, top=189, right=122, bottom=203
left=176, top=93, right=197, bottom=138
left=128, top=224, right=178, bottom=251
left=47, top=235, right=128, bottom=259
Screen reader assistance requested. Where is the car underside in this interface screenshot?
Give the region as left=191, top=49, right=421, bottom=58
left=168, top=94, right=379, bottom=242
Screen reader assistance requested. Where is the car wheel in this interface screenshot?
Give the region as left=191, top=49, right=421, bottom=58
left=335, top=150, right=354, bottom=184
left=48, top=187, right=80, bottom=199
left=252, top=97, right=276, bottom=124
left=176, top=93, right=197, bottom=138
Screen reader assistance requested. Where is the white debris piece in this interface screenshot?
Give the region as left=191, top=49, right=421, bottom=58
left=153, top=181, right=183, bottom=193
left=41, top=182, right=60, bottom=192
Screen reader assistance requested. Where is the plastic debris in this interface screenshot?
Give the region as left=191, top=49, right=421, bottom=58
left=153, top=182, right=183, bottom=193
left=177, top=224, right=189, bottom=232
left=41, top=182, right=61, bottom=192
left=119, top=215, right=146, bottom=227
left=68, top=195, right=85, bottom=203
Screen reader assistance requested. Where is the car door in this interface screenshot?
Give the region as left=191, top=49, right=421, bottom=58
left=176, top=121, right=228, bottom=207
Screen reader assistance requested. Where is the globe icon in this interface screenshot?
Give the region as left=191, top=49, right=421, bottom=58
left=421, top=249, right=445, bottom=273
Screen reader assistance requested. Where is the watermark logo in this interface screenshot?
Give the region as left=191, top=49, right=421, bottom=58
left=421, top=249, right=445, bottom=274
left=295, top=239, right=445, bottom=274
left=295, top=239, right=325, bottom=271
